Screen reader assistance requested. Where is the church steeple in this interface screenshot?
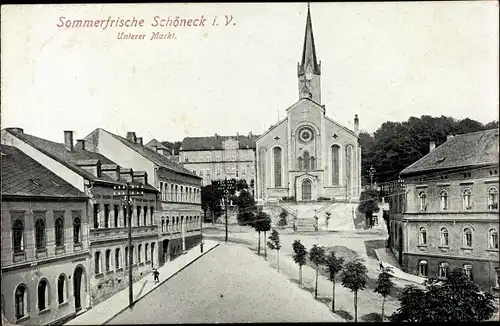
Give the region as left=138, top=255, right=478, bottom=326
left=297, top=3, right=321, bottom=103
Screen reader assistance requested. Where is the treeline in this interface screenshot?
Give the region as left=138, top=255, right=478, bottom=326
left=160, top=141, right=182, bottom=154
left=359, top=116, right=499, bottom=184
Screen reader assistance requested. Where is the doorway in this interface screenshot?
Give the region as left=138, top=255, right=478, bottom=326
left=73, top=266, right=84, bottom=311
left=302, top=180, right=312, bottom=200
left=163, top=240, right=169, bottom=265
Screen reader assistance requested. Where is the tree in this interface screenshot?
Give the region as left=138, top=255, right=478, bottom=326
left=233, top=189, right=256, bottom=226
left=267, top=229, right=282, bottom=272
left=261, top=214, right=271, bottom=261
left=374, top=267, right=395, bottom=321
left=160, top=140, right=181, bottom=154
left=325, top=212, right=332, bottom=229
left=340, top=259, right=368, bottom=322
left=292, top=240, right=308, bottom=287
left=201, top=185, right=223, bottom=225
left=324, top=251, right=344, bottom=312
left=358, top=189, right=380, bottom=229
left=391, top=267, right=496, bottom=322
left=253, top=210, right=269, bottom=255
left=277, top=209, right=288, bottom=227
left=236, top=179, right=249, bottom=191
left=309, top=245, right=326, bottom=299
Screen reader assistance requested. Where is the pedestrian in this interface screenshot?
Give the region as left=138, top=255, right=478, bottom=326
left=379, top=261, right=384, bottom=271
left=153, top=268, right=160, bottom=283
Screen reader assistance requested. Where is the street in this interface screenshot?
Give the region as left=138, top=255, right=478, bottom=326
left=107, top=243, right=344, bottom=324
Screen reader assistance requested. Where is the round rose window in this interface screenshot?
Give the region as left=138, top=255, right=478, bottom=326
left=298, top=127, right=314, bottom=143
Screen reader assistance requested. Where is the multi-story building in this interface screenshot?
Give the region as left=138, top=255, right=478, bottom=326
left=179, top=133, right=258, bottom=188
left=384, top=129, right=499, bottom=292
left=83, top=129, right=203, bottom=266
left=1, top=144, right=90, bottom=325
left=1, top=128, right=159, bottom=307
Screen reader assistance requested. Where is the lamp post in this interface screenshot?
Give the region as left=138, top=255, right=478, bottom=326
left=113, top=182, right=144, bottom=308
left=369, top=166, right=376, bottom=188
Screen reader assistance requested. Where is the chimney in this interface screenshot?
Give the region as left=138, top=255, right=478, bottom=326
left=214, top=133, right=218, bottom=139
left=248, top=131, right=253, bottom=138
left=119, top=168, right=134, bottom=183
left=429, top=141, right=436, bottom=152
left=354, top=114, right=359, bottom=135
left=236, top=132, right=239, bottom=138
left=102, top=164, right=120, bottom=180
left=133, top=171, right=148, bottom=185
left=137, top=137, right=143, bottom=145
left=75, top=139, right=86, bottom=151
left=126, top=132, right=136, bottom=143
left=6, top=127, right=24, bottom=134
left=447, top=135, right=454, bottom=141
left=64, top=131, right=74, bottom=151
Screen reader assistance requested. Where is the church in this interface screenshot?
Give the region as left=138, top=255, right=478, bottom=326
left=256, top=5, right=362, bottom=203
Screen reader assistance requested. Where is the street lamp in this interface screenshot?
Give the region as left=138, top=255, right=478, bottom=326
left=369, top=166, right=376, bottom=188
left=113, top=182, right=144, bottom=308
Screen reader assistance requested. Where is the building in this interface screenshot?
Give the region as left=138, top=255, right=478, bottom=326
left=1, top=128, right=159, bottom=307
left=255, top=5, right=361, bottom=203
left=145, top=139, right=175, bottom=157
left=385, top=129, right=499, bottom=292
left=83, top=129, right=203, bottom=266
left=179, top=133, right=258, bottom=187
left=1, top=144, right=90, bottom=325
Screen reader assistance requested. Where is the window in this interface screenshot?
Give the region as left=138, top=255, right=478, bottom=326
left=138, top=244, right=142, bottom=263
left=114, top=205, right=119, bottom=227
left=438, top=262, right=449, bottom=279
left=440, top=190, right=448, bottom=210
left=216, top=169, right=221, bottom=176
left=489, top=229, right=499, bottom=249
left=463, top=264, right=473, bottom=280
left=303, top=151, right=310, bottom=171
left=199, top=170, right=203, bottom=177
left=206, top=155, right=210, bottom=162
left=95, top=252, right=101, bottom=274
left=105, top=249, right=111, bottom=271
left=462, top=189, right=472, bottom=210
left=488, top=187, right=498, bottom=210
left=35, top=218, right=46, bottom=249
left=418, top=260, right=428, bottom=277
left=125, top=247, right=129, bottom=267
left=104, top=204, right=110, bottom=228
left=310, top=157, right=316, bottom=170
left=15, top=285, right=28, bottom=319
left=12, top=219, right=24, bottom=252
left=150, top=207, right=154, bottom=225
left=136, top=206, right=141, bottom=226
left=145, top=244, right=149, bottom=262
left=463, top=228, right=473, bottom=247
left=93, top=204, right=100, bottom=228
left=273, top=147, right=282, bottom=187
left=115, top=248, right=121, bottom=269
left=57, top=275, right=66, bottom=304
left=419, top=192, right=427, bottom=211
left=161, top=219, right=165, bottom=233
left=55, top=217, right=64, bottom=247
left=419, top=227, right=427, bottom=245
left=123, top=206, right=128, bottom=227
left=37, top=279, right=49, bottom=311
left=131, top=246, right=134, bottom=265
left=144, top=206, right=148, bottom=226
left=242, top=168, right=246, bottom=176
left=440, top=227, right=449, bottom=246
left=206, top=169, right=211, bottom=178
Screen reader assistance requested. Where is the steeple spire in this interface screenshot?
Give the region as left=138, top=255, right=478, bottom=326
left=298, top=3, right=320, bottom=76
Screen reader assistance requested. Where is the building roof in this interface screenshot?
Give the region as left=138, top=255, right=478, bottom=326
left=97, top=129, right=200, bottom=178
left=145, top=138, right=169, bottom=151
left=1, top=144, right=88, bottom=199
left=400, top=129, right=500, bottom=176
left=180, top=134, right=259, bottom=151
left=3, top=129, right=157, bottom=190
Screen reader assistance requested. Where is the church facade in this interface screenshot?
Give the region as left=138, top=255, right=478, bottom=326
left=256, top=6, right=362, bottom=202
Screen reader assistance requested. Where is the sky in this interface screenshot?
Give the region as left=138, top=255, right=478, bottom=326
left=1, top=2, right=498, bottom=144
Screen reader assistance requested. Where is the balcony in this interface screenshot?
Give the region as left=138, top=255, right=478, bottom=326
left=90, top=225, right=158, bottom=243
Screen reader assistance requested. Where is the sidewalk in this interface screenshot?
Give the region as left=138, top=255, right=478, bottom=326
left=65, top=240, right=220, bottom=325
left=374, top=248, right=426, bottom=284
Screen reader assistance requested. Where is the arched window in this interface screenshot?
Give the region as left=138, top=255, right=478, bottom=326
left=489, top=229, right=498, bottom=249
left=440, top=227, right=449, bottom=246
left=161, top=218, right=165, bottom=233
left=438, top=262, right=449, bottom=279
left=180, top=186, right=184, bottom=202
left=463, top=228, right=473, bottom=247
left=115, top=248, right=121, bottom=269
left=488, top=187, right=498, bottom=210
left=15, top=284, right=28, bottom=319
left=73, top=217, right=81, bottom=244
left=37, top=279, right=49, bottom=311
left=105, top=249, right=111, bottom=271
left=418, top=260, right=428, bottom=277
left=303, top=151, right=310, bottom=171
left=125, top=247, right=129, bottom=267
left=12, top=219, right=24, bottom=252
left=273, top=147, right=282, bottom=187
left=345, top=145, right=354, bottom=189
left=440, top=190, right=448, bottom=210
left=166, top=218, right=170, bottom=232
left=298, top=157, right=303, bottom=170
left=331, top=145, right=340, bottom=185
left=310, top=157, right=316, bottom=170
left=55, top=217, right=64, bottom=247
left=175, top=185, right=179, bottom=202
left=419, top=227, right=427, bottom=245
left=35, top=219, right=46, bottom=249
left=462, top=188, right=472, bottom=210
left=95, top=252, right=101, bottom=274
left=57, top=275, right=67, bottom=304
left=144, top=206, right=148, bottom=226
left=145, top=243, right=149, bottom=262
left=419, top=192, right=427, bottom=211
left=176, top=216, right=179, bottom=231
left=138, top=244, right=142, bottom=263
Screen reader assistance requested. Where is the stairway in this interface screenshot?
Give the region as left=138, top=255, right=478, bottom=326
left=294, top=218, right=316, bottom=232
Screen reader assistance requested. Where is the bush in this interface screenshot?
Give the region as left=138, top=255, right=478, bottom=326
left=361, top=313, right=383, bottom=322
left=281, top=196, right=296, bottom=202
left=317, top=196, right=331, bottom=201
left=334, top=310, right=354, bottom=321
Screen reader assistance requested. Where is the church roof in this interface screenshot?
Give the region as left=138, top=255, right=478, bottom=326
left=298, top=4, right=320, bottom=76
left=400, top=128, right=500, bottom=176
left=180, top=134, right=259, bottom=151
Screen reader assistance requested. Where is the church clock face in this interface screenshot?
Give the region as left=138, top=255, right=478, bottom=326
left=298, top=126, right=314, bottom=144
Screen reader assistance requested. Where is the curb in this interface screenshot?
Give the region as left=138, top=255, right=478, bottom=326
left=103, top=242, right=220, bottom=325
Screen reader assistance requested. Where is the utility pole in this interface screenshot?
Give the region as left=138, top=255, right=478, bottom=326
left=225, top=178, right=228, bottom=243
left=114, top=182, right=144, bottom=308
left=213, top=178, right=236, bottom=243
left=369, top=166, right=376, bottom=188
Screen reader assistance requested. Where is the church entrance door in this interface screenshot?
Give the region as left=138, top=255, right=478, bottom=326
left=302, top=180, right=312, bottom=200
